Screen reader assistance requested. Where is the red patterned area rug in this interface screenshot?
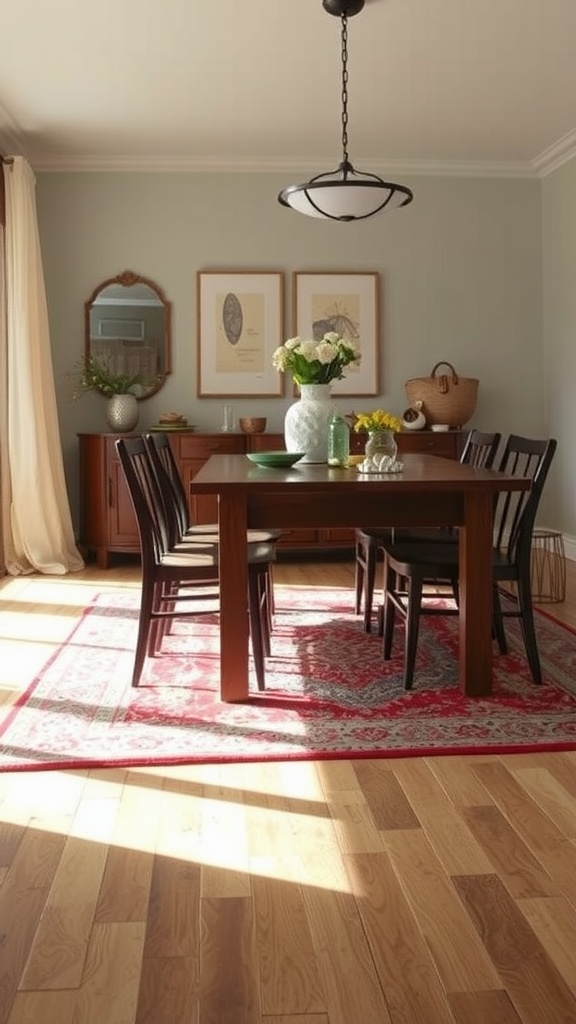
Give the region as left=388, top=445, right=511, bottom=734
left=2, top=585, right=576, bottom=771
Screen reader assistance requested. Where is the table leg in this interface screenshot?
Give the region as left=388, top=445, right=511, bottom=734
left=458, top=491, right=494, bottom=696
left=218, top=492, right=249, bottom=702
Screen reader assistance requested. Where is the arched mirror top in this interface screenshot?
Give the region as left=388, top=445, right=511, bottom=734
left=85, top=270, right=172, bottom=399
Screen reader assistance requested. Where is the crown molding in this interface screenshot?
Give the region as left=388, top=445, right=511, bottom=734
left=532, top=128, right=576, bottom=177
left=0, top=115, right=554, bottom=179
left=21, top=152, right=538, bottom=178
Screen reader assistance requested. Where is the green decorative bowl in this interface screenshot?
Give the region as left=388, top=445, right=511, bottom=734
left=246, top=451, right=306, bottom=468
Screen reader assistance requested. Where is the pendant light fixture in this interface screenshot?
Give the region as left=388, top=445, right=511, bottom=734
left=278, top=0, right=413, bottom=222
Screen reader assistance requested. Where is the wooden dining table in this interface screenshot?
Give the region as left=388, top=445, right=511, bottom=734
left=191, top=453, right=530, bottom=702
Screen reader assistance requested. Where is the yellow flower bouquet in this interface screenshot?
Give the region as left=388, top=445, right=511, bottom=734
left=352, top=409, right=403, bottom=434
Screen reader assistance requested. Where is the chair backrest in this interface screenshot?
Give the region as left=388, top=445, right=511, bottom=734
left=116, top=436, right=173, bottom=563
left=493, top=434, right=557, bottom=564
left=460, top=429, right=501, bottom=469
left=145, top=432, right=191, bottom=545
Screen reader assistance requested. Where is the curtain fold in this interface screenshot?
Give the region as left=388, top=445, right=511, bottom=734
left=0, top=156, right=83, bottom=574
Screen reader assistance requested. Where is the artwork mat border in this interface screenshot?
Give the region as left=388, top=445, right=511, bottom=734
left=197, top=270, right=284, bottom=397
left=293, top=271, right=380, bottom=396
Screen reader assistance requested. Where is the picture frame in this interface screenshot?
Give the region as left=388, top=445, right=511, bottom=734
left=293, top=271, right=380, bottom=396
left=197, top=270, right=284, bottom=396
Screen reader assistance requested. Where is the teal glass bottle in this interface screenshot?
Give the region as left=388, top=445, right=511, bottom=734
left=328, top=412, right=350, bottom=466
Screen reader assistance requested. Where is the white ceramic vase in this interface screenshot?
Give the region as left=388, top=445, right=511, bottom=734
left=284, top=383, right=336, bottom=464
left=106, top=394, right=139, bottom=433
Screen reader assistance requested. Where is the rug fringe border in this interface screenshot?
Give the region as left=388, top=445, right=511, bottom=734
left=3, top=739, right=576, bottom=774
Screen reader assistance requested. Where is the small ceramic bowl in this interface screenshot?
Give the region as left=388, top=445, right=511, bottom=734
left=431, top=423, right=450, bottom=432
left=239, top=417, right=267, bottom=433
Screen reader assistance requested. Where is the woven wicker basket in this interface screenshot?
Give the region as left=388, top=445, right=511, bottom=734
left=405, top=361, right=478, bottom=428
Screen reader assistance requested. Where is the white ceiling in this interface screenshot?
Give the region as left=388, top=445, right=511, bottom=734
left=2, top=0, right=576, bottom=177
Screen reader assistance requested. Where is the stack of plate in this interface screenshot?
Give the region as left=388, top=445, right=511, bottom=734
left=150, top=415, right=192, bottom=432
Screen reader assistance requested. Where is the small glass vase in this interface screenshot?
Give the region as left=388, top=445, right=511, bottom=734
left=364, top=429, right=398, bottom=464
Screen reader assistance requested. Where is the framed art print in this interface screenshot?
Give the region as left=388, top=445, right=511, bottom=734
left=293, top=271, right=380, bottom=396
left=197, top=270, right=284, bottom=396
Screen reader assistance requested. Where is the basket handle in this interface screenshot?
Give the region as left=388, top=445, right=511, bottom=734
left=430, top=361, right=459, bottom=394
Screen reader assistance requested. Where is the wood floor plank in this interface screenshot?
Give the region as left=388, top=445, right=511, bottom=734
left=0, top=828, right=67, bottom=1024
left=511, top=767, right=576, bottom=837
left=346, top=850, right=459, bottom=1024
left=392, top=759, right=495, bottom=874
left=7, top=989, right=77, bottom=1024
left=383, top=828, right=501, bottom=992
left=143, top=854, right=200, bottom=960
left=472, top=762, right=576, bottom=900
left=134, top=955, right=198, bottom=1024
left=94, top=771, right=161, bottom=923
left=301, top=884, right=394, bottom=1024
left=247, top=783, right=351, bottom=894
left=462, top=804, right=559, bottom=899
left=325, top=790, right=385, bottom=854
left=0, top=769, right=87, bottom=827
left=262, top=1016, right=329, bottom=1024
left=517, top=895, right=576, bottom=987
left=0, top=824, right=24, bottom=868
left=199, top=896, right=260, bottom=1024
left=425, top=754, right=498, bottom=807
left=542, top=752, right=576, bottom=800
left=453, top=873, right=576, bottom=1024
left=314, top=758, right=360, bottom=795
left=352, top=760, right=420, bottom=830
left=74, top=921, right=145, bottom=1024
left=253, top=874, right=325, bottom=1016
left=448, top=989, right=522, bottom=1024
left=199, top=779, right=250, bottom=898
left=20, top=795, right=118, bottom=990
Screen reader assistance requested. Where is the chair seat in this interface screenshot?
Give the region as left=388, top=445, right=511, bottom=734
left=381, top=540, right=458, bottom=578
left=185, top=523, right=282, bottom=543
left=171, top=536, right=277, bottom=565
left=159, top=547, right=219, bottom=570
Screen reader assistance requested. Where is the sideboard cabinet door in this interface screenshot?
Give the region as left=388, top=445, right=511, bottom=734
left=78, top=433, right=140, bottom=568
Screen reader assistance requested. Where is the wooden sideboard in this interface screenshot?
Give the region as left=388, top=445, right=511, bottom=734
left=78, top=429, right=466, bottom=567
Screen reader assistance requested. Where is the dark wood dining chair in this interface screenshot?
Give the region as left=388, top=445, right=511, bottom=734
left=354, top=429, right=502, bottom=633
left=116, top=436, right=276, bottom=691
left=144, top=430, right=280, bottom=628
left=377, top=434, right=558, bottom=689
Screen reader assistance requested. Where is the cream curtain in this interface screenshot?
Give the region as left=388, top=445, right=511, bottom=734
left=0, top=156, right=83, bottom=574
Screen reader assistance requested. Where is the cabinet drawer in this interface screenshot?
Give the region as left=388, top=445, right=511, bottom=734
left=248, top=433, right=285, bottom=452
left=323, top=527, right=356, bottom=543
left=397, top=430, right=465, bottom=459
left=277, top=528, right=318, bottom=545
left=179, top=433, right=245, bottom=459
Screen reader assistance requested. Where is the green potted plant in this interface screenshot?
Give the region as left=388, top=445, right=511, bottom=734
left=72, top=355, right=149, bottom=432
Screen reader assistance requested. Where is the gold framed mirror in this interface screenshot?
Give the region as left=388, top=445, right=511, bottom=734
left=85, top=270, right=172, bottom=399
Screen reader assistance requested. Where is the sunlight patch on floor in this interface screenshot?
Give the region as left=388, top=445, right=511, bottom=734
left=0, top=764, right=355, bottom=892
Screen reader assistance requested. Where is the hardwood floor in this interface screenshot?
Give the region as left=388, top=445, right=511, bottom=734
left=1, top=555, right=576, bottom=1023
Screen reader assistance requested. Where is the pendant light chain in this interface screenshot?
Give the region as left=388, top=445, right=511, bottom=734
left=340, top=13, right=350, bottom=167
left=277, top=0, right=414, bottom=221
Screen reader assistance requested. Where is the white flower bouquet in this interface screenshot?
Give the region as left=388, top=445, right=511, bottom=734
left=272, top=332, right=361, bottom=386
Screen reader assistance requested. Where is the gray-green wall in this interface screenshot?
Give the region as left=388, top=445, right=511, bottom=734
left=36, top=170, right=549, bottom=536
left=542, top=158, right=576, bottom=547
